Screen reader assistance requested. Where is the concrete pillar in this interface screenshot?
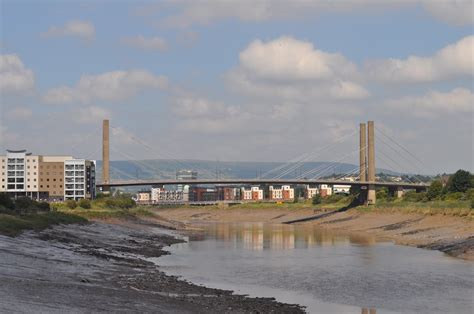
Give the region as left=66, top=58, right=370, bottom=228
left=102, top=119, right=110, bottom=194
left=359, top=123, right=367, bottom=182
left=395, top=186, right=404, bottom=198
left=367, top=121, right=376, bottom=205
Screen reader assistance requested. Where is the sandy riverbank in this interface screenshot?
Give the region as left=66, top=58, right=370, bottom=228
left=154, top=206, right=474, bottom=260
left=0, top=217, right=304, bottom=313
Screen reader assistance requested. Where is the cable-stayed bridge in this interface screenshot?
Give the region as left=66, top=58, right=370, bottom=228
left=83, top=120, right=430, bottom=205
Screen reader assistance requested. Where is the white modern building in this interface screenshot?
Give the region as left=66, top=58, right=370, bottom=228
left=64, top=159, right=96, bottom=201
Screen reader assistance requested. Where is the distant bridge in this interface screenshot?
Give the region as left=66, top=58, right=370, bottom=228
left=98, top=120, right=431, bottom=204
left=97, top=178, right=428, bottom=190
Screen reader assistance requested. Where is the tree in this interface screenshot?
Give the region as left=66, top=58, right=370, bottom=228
left=312, top=194, right=322, bottom=205
left=427, top=180, right=443, bottom=200
left=446, top=170, right=472, bottom=193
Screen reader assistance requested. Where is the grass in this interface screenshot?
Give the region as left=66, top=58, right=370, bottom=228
left=57, top=205, right=155, bottom=220
left=0, top=212, right=88, bottom=237
left=354, top=198, right=473, bottom=218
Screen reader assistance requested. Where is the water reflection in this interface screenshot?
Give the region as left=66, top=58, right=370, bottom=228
left=194, top=222, right=377, bottom=251
left=159, top=222, right=473, bottom=314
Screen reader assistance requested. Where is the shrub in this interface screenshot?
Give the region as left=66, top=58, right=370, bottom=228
left=312, top=194, right=322, bottom=205
left=471, top=198, right=474, bottom=209
left=78, top=199, right=91, bottom=209
left=427, top=180, right=443, bottom=200
left=376, top=188, right=388, bottom=200
left=323, top=194, right=345, bottom=204
left=104, top=196, right=136, bottom=209
left=37, top=202, right=50, bottom=211
left=0, top=193, right=14, bottom=211
left=66, top=200, right=77, bottom=209
left=15, top=197, right=36, bottom=213
left=403, top=191, right=427, bottom=202
left=444, top=192, right=464, bottom=201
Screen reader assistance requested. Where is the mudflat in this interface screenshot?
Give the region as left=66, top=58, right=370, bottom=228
left=154, top=206, right=474, bottom=260
left=0, top=219, right=304, bottom=313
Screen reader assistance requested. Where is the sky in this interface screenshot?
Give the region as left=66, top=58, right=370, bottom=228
left=0, top=0, right=473, bottom=174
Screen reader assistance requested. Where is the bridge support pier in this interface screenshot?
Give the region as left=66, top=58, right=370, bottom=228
left=102, top=119, right=110, bottom=195
left=367, top=121, right=376, bottom=205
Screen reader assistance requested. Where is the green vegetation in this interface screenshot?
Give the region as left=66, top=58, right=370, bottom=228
left=66, top=199, right=77, bottom=209
left=312, top=194, right=322, bottom=205
left=55, top=195, right=153, bottom=220
left=0, top=212, right=88, bottom=237
left=0, top=193, right=87, bottom=236
left=78, top=199, right=91, bottom=209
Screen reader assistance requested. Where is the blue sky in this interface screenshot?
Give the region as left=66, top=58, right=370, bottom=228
left=1, top=0, right=473, bottom=174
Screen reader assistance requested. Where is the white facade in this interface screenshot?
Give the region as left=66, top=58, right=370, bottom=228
left=241, top=188, right=253, bottom=200
left=333, top=185, right=351, bottom=194
left=64, top=159, right=96, bottom=200
left=305, top=185, right=319, bottom=199
left=282, top=185, right=295, bottom=199
left=269, top=186, right=283, bottom=200
left=25, top=155, right=39, bottom=192
left=5, top=150, right=26, bottom=192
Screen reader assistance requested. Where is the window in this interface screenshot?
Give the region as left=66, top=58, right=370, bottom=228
left=27, top=172, right=30, bottom=175
left=34, top=179, right=36, bottom=181
left=34, top=172, right=36, bottom=175
left=34, top=166, right=36, bottom=169
left=34, top=185, right=36, bottom=188
left=27, top=185, right=30, bottom=188
left=47, top=185, right=49, bottom=188
left=40, top=185, right=43, bottom=188
left=60, top=185, right=62, bottom=188
left=27, top=166, right=30, bottom=169
left=53, top=178, right=56, bottom=181
left=47, top=179, right=50, bottom=181
left=27, top=179, right=30, bottom=181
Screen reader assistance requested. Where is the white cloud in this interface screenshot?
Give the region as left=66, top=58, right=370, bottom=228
left=366, top=35, right=474, bottom=83
left=43, top=70, right=168, bottom=104
left=41, top=20, right=95, bottom=41
left=0, top=54, right=35, bottom=93
left=6, top=107, right=33, bottom=120
left=76, top=106, right=111, bottom=124
left=226, top=36, right=369, bottom=102
left=384, top=88, right=474, bottom=117
left=121, top=35, right=168, bottom=51
left=422, top=0, right=473, bottom=26
left=151, top=1, right=472, bottom=28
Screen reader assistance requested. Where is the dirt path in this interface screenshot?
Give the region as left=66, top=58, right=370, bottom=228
left=154, top=207, right=474, bottom=260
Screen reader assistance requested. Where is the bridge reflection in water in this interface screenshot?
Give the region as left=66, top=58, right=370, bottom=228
left=191, top=222, right=377, bottom=251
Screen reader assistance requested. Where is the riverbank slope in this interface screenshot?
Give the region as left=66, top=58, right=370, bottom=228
left=154, top=206, right=474, bottom=260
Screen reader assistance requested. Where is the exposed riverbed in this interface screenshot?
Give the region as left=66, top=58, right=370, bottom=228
left=0, top=220, right=303, bottom=313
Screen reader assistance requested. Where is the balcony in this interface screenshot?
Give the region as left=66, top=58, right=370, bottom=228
left=65, top=171, right=75, bottom=176
left=65, top=184, right=75, bottom=190
left=16, top=171, right=24, bottom=176
left=75, top=184, right=84, bottom=189
left=65, top=165, right=74, bottom=170
left=75, top=178, right=84, bottom=183
left=16, top=165, right=24, bottom=170
left=75, top=171, right=84, bottom=176
left=7, top=171, right=15, bottom=176
left=75, top=165, right=84, bottom=170
left=65, top=178, right=75, bottom=183
left=16, top=159, right=24, bottom=163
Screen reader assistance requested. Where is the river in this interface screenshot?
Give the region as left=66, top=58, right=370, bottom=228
left=156, top=222, right=473, bottom=314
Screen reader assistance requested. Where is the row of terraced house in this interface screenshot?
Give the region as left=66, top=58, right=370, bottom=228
left=135, top=183, right=348, bottom=204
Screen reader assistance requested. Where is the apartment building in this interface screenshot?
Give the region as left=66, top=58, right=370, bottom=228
left=269, top=185, right=294, bottom=201
left=305, top=185, right=319, bottom=199
left=64, top=159, right=96, bottom=201
left=241, top=186, right=263, bottom=201
left=0, top=150, right=95, bottom=201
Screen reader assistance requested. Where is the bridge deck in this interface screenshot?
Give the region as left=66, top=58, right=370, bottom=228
left=97, top=178, right=428, bottom=189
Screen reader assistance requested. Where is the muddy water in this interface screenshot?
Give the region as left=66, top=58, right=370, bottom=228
left=157, top=223, right=473, bottom=314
